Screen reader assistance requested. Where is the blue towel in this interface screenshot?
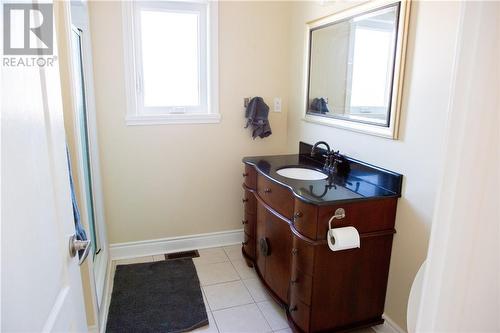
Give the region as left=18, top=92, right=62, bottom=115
left=66, top=147, right=88, bottom=256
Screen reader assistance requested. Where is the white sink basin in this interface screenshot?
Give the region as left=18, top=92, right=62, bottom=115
left=276, top=167, right=328, bottom=180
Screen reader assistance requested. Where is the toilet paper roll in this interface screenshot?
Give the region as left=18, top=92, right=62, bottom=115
left=327, top=226, right=360, bottom=252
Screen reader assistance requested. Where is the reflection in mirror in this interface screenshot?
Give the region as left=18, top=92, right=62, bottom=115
left=307, top=4, right=399, bottom=127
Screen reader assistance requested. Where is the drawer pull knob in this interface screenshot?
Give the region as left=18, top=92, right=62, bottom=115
left=291, top=248, right=298, bottom=255
left=289, top=305, right=298, bottom=312
left=242, top=220, right=248, bottom=225
left=292, top=211, right=303, bottom=223
left=242, top=198, right=249, bottom=203
left=242, top=241, right=248, bottom=246
left=263, top=188, right=271, bottom=193
left=243, top=172, right=249, bottom=177
left=291, top=278, right=298, bottom=285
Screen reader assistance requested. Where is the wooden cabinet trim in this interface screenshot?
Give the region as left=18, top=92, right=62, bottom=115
left=243, top=184, right=396, bottom=245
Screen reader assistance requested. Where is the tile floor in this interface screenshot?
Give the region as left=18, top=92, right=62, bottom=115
left=110, top=245, right=376, bottom=333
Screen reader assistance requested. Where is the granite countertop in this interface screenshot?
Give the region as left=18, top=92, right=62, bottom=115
left=243, top=142, right=403, bottom=205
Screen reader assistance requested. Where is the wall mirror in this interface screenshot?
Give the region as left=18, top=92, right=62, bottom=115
left=304, top=0, right=410, bottom=139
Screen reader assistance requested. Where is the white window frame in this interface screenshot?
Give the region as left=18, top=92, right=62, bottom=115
left=123, top=0, right=220, bottom=125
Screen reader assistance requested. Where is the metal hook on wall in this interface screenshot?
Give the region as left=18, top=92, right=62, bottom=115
left=244, top=97, right=252, bottom=108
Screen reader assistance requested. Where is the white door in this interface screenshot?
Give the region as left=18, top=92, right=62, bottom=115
left=1, top=3, right=88, bottom=331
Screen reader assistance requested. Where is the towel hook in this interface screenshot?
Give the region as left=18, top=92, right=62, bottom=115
left=244, top=97, right=252, bottom=108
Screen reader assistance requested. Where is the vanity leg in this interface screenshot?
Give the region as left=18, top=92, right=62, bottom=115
left=241, top=248, right=254, bottom=267
left=244, top=257, right=254, bottom=268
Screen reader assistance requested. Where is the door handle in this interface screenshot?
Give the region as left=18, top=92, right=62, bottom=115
left=69, top=234, right=91, bottom=265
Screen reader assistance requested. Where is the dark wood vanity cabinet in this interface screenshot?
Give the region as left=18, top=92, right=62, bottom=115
left=241, top=162, right=399, bottom=333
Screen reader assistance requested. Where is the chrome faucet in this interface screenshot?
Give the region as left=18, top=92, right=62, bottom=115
left=310, top=141, right=331, bottom=157
left=311, top=141, right=332, bottom=169
left=311, top=141, right=348, bottom=174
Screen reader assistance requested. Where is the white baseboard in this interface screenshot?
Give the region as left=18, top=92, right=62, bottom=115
left=373, top=314, right=407, bottom=333
left=109, top=229, right=244, bottom=260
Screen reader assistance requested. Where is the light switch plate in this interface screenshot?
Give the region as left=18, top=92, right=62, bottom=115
left=273, top=97, right=282, bottom=112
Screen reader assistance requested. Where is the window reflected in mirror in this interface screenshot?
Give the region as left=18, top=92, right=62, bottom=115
left=307, top=4, right=400, bottom=127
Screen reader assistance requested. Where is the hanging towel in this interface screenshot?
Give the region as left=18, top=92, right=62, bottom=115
left=66, top=147, right=88, bottom=257
left=244, top=97, right=272, bottom=139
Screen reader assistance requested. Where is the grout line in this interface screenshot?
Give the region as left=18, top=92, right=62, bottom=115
left=209, top=300, right=255, bottom=313
left=257, top=301, right=291, bottom=332
left=200, top=275, right=241, bottom=288
left=211, top=302, right=257, bottom=315
left=255, top=301, right=275, bottom=332
left=193, top=259, right=230, bottom=267
left=193, top=253, right=231, bottom=266
left=201, top=278, right=246, bottom=288
left=242, top=279, right=260, bottom=303
left=226, top=253, right=246, bottom=280
left=209, top=310, right=222, bottom=333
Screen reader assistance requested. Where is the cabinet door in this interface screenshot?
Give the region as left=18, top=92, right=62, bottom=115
left=264, top=212, right=292, bottom=303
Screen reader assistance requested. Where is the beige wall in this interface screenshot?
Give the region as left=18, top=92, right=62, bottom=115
left=88, top=1, right=291, bottom=244
left=286, top=1, right=461, bottom=329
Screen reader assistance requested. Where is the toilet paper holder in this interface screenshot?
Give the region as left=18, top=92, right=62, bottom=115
left=328, top=208, right=346, bottom=232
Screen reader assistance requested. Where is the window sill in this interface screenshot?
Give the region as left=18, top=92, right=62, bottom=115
left=125, top=113, right=221, bottom=126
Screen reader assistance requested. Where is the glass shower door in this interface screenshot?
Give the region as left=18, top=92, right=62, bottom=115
left=71, top=27, right=100, bottom=258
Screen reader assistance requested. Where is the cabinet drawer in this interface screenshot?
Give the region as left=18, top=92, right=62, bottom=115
left=317, top=199, right=397, bottom=237
left=293, top=199, right=318, bottom=240
left=243, top=190, right=257, bottom=214
left=257, top=175, right=294, bottom=219
left=289, top=298, right=311, bottom=333
left=243, top=164, right=257, bottom=189
left=242, top=232, right=255, bottom=260
left=242, top=211, right=256, bottom=238
left=292, top=236, right=315, bottom=276
left=290, top=267, right=313, bottom=305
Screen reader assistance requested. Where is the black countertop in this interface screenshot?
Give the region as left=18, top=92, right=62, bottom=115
left=242, top=142, right=403, bottom=206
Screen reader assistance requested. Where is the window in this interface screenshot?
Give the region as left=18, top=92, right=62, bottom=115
left=123, top=1, right=219, bottom=125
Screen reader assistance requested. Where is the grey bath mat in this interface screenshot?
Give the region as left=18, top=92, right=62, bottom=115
left=106, top=259, right=208, bottom=333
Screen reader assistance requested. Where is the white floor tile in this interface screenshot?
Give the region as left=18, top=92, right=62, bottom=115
left=243, top=278, right=272, bottom=302
left=223, top=244, right=243, bottom=261
left=114, top=256, right=154, bottom=266
left=190, top=311, right=219, bottom=333
left=257, top=301, right=289, bottom=331
left=196, top=261, right=240, bottom=286
left=194, top=248, right=229, bottom=265
left=213, top=303, right=272, bottom=333
left=231, top=259, right=257, bottom=279
left=152, top=254, right=165, bottom=262
left=203, top=280, right=254, bottom=311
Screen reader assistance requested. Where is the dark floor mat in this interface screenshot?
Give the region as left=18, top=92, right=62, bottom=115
left=106, top=259, right=208, bottom=333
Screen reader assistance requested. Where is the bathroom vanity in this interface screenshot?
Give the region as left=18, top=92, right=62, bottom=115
left=241, top=142, right=403, bottom=333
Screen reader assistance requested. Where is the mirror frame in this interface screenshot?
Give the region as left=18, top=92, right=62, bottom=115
left=303, top=0, right=410, bottom=139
